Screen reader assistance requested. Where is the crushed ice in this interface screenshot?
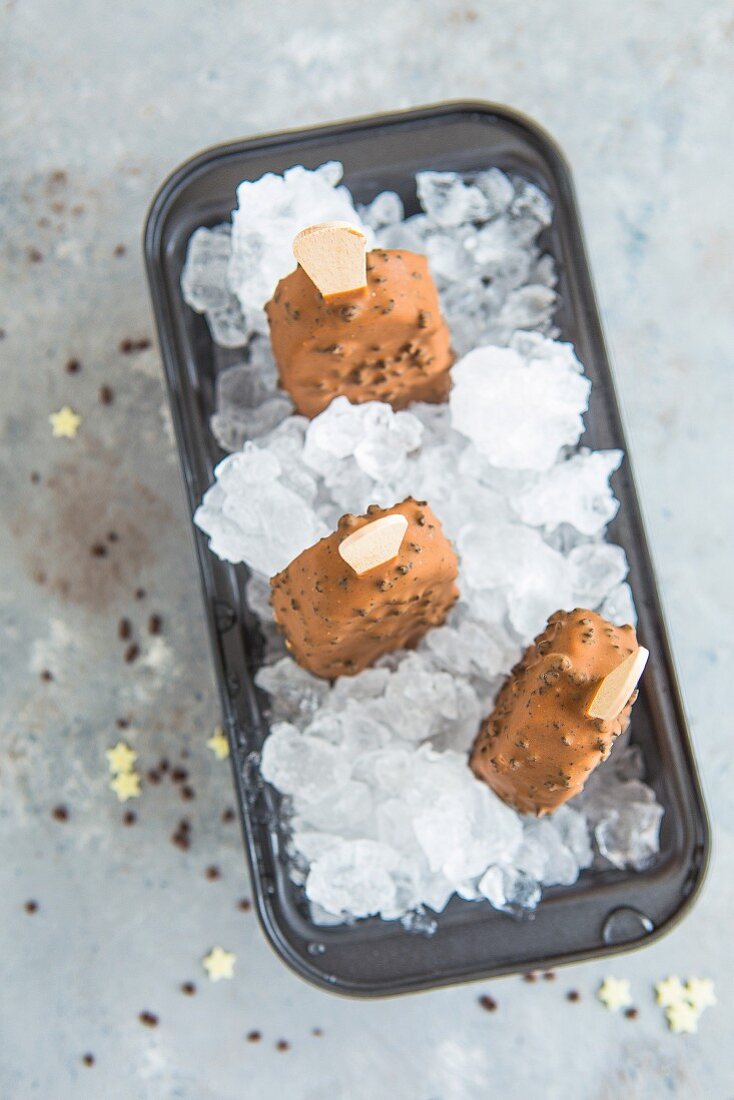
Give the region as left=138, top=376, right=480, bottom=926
left=184, top=164, right=661, bottom=925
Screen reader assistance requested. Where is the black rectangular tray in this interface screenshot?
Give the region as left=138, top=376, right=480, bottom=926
left=144, top=101, right=709, bottom=996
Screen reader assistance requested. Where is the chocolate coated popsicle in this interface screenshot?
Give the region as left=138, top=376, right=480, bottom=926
left=266, top=229, right=454, bottom=418
left=270, top=498, right=459, bottom=679
left=471, top=609, right=648, bottom=816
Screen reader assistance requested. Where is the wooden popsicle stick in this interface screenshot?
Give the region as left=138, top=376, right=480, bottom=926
left=338, top=514, right=409, bottom=576
left=293, top=222, right=367, bottom=298
left=586, top=646, right=649, bottom=720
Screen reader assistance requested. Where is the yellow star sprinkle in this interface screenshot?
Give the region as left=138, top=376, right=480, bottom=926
left=105, top=741, right=138, bottom=775
left=206, top=726, right=229, bottom=761
left=666, top=1000, right=701, bottom=1035
left=202, top=946, right=235, bottom=982
left=49, top=406, right=81, bottom=439
left=685, top=977, right=717, bottom=1012
left=109, top=771, right=141, bottom=802
left=655, top=975, right=687, bottom=1008
left=597, top=977, right=633, bottom=1012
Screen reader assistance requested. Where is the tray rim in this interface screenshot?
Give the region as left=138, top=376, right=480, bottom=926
left=143, top=99, right=710, bottom=997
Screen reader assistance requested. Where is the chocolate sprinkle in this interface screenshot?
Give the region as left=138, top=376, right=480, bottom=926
left=52, top=805, right=69, bottom=822
left=246, top=1030, right=262, bottom=1043
left=138, top=1011, right=159, bottom=1028
left=24, top=900, right=39, bottom=914
left=119, top=337, right=151, bottom=354
left=478, top=994, right=497, bottom=1012
left=180, top=982, right=196, bottom=996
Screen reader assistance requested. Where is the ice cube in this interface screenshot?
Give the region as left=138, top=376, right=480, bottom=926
left=595, top=802, right=664, bottom=871
left=425, top=230, right=476, bottom=284
left=327, top=666, right=391, bottom=708
left=215, top=361, right=275, bottom=412
left=490, top=284, right=558, bottom=343
left=305, top=838, right=404, bottom=918
left=450, top=336, right=591, bottom=470
left=194, top=443, right=328, bottom=575
left=211, top=395, right=294, bottom=451
left=457, top=521, right=573, bottom=641
left=381, top=653, right=481, bottom=747
left=399, top=907, right=438, bottom=936
left=338, top=703, right=392, bottom=759
left=297, top=780, right=374, bottom=835
left=353, top=410, right=423, bottom=481
left=408, top=748, right=522, bottom=881
left=511, top=451, right=623, bottom=534
left=205, top=299, right=250, bottom=348
left=181, top=225, right=233, bottom=312
left=514, top=833, right=549, bottom=880
left=245, top=570, right=274, bottom=621
left=613, top=744, right=646, bottom=782
left=479, top=865, right=541, bottom=913
left=303, top=397, right=423, bottom=483
left=474, top=168, right=515, bottom=218
left=552, top=805, right=593, bottom=869
left=601, top=581, right=638, bottom=627
left=260, top=722, right=350, bottom=804
left=228, top=162, right=372, bottom=328
left=510, top=178, right=554, bottom=226
left=421, top=616, right=518, bottom=682
left=181, top=226, right=250, bottom=347
left=255, top=658, right=329, bottom=726
left=523, top=819, right=580, bottom=886
left=569, top=542, right=629, bottom=607
left=360, top=190, right=404, bottom=230
left=416, top=171, right=489, bottom=227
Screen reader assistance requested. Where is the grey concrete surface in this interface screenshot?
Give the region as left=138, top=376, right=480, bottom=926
left=1, top=1, right=733, bottom=1097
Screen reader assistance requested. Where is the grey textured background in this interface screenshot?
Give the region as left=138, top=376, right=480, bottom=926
left=1, top=2, right=733, bottom=1097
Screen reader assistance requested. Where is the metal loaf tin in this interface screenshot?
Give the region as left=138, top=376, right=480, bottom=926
left=144, top=101, right=709, bottom=996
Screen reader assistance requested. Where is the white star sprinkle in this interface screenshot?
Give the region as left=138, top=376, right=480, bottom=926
left=49, top=406, right=81, bottom=439
left=597, top=977, right=632, bottom=1012
left=206, top=726, right=229, bottom=761
left=202, top=946, right=236, bottom=981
